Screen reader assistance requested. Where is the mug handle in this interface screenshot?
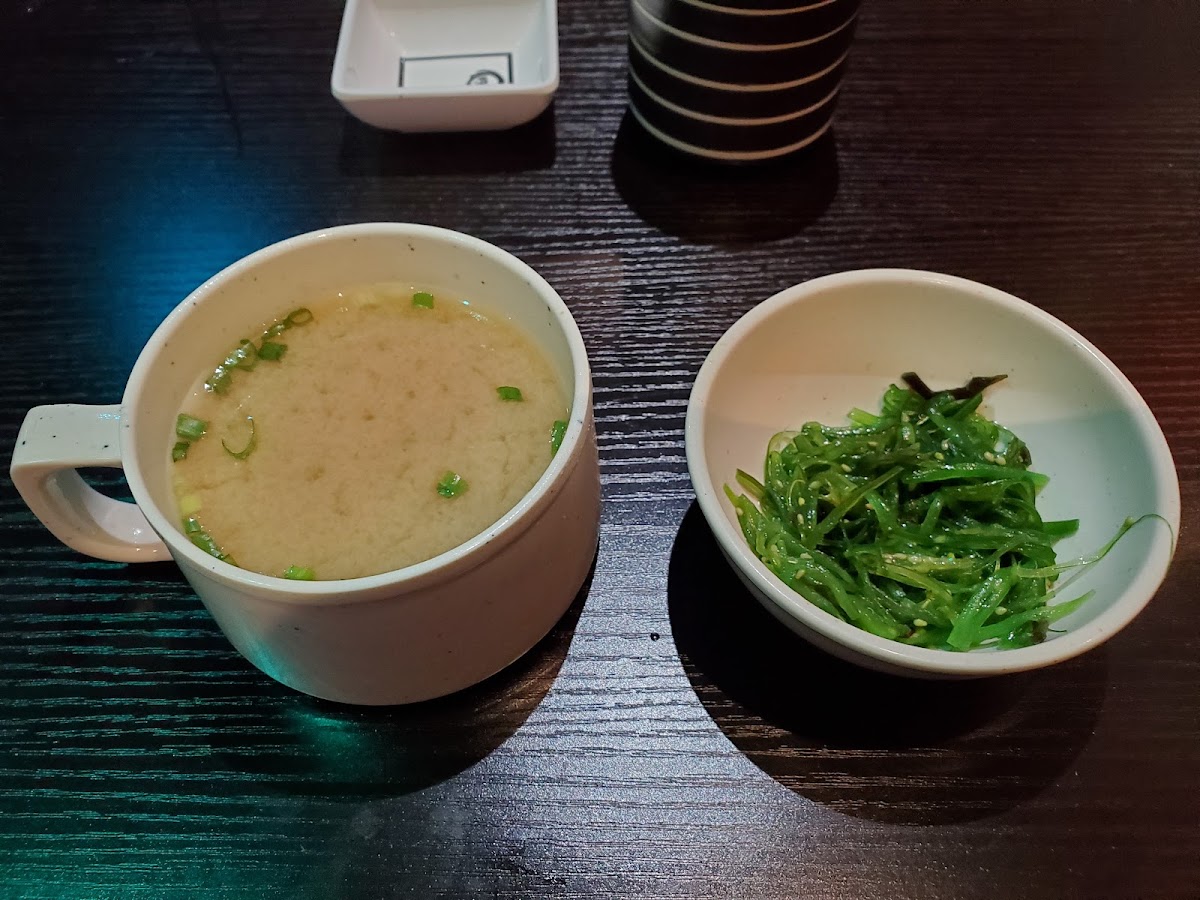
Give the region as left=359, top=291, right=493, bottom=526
left=9, top=404, right=171, bottom=562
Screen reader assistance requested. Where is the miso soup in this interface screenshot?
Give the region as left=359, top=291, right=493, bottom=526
left=170, top=283, right=569, bottom=580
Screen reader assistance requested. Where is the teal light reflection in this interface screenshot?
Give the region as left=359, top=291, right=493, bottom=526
left=90, top=153, right=292, bottom=374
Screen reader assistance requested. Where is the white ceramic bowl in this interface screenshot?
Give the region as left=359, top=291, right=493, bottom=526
left=685, top=269, right=1180, bottom=678
left=11, top=224, right=600, bottom=705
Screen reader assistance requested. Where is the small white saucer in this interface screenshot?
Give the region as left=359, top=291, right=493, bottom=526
left=331, top=0, right=559, bottom=132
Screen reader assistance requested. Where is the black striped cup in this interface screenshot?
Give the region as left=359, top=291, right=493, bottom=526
left=627, top=0, right=862, bottom=163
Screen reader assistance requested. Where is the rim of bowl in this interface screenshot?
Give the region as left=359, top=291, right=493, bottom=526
left=125, top=222, right=592, bottom=604
left=684, top=268, right=1181, bottom=676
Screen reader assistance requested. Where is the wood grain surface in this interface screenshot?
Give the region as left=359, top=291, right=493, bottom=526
left=1, top=1, right=1198, bottom=898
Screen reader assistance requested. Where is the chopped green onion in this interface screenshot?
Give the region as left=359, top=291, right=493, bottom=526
left=217, top=339, right=257, bottom=375
left=230, top=339, right=258, bottom=371
left=182, top=516, right=232, bottom=562
left=497, top=386, right=523, bottom=402
left=171, top=441, right=190, bottom=462
left=201, top=310, right=312, bottom=398
left=283, top=565, right=316, bottom=580
left=258, top=340, right=287, bottom=361
left=175, top=414, right=208, bottom=440
left=412, top=291, right=435, bottom=309
left=284, top=308, right=313, bottom=326
left=206, top=365, right=233, bottom=394
left=437, top=471, right=467, bottom=498
left=221, top=416, right=257, bottom=460
left=550, top=419, right=568, bottom=454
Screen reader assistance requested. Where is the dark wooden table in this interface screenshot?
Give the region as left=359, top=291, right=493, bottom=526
left=2, top=1, right=1198, bottom=897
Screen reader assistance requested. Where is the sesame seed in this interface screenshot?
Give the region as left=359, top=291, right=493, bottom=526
left=941, top=440, right=950, bottom=451
left=841, top=463, right=852, bottom=472
left=996, top=606, right=1008, bottom=616
left=913, top=618, right=928, bottom=628
left=797, top=497, right=806, bottom=506
left=996, top=455, right=1007, bottom=465
left=795, top=569, right=806, bottom=580
left=984, top=451, right=996, bottom=462
left=934, top=452, right=945, bottom=461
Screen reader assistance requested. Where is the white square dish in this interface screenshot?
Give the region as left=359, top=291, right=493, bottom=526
left=331, top=0, right=559, bottom=132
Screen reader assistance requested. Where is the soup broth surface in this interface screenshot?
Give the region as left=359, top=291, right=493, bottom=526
left=171, top=283, right=568, bottom=580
